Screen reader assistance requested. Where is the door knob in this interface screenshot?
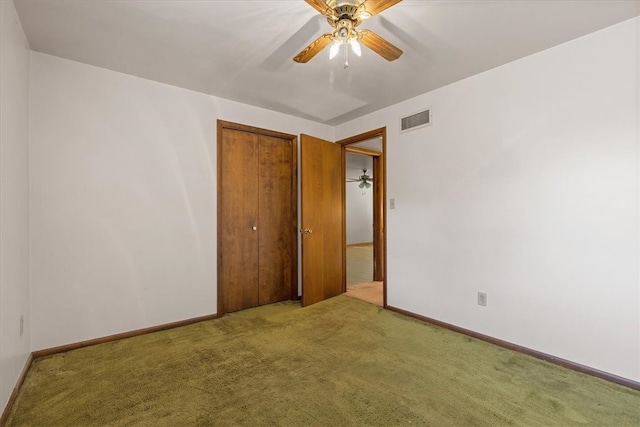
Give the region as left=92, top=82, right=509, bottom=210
left=300, top=228, right=313, bottom=234
left=252, top=226, right=258, bottom=231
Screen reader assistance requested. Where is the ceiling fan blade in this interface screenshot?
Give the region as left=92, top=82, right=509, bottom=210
left=305, top=0, right=330, bottom=14
left=360, top=29, right=403, bottom=61
left=293, top=33, right=334, bottom=63
left=362, top=0, right=402, bottom=17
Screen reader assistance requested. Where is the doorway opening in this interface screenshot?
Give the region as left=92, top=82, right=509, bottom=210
left=338, top=128, right=386, bottom=308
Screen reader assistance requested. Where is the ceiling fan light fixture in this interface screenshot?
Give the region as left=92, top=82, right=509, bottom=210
left=329, top=40, right=341, bottom=59
left=349, top=38, right=362, bottom=56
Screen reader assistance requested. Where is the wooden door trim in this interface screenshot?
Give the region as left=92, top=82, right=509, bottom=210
left=371, top=155, right=384, bottom=282
left=345, top=146, right=381, bottom=157
left=337, top=127, right=387, bottom=307
left=217, top=120, right=298, bottom=316
left=218, top=120, right=297, bottom=140
left=338, top=128, right=385, bottom=146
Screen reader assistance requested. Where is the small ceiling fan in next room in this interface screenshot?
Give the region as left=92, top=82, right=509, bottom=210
left=294, top=0, right=403, bottom=67
left=347, top=169, right=373, bottom=189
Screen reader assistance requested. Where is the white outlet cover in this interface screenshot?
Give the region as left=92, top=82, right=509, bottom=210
left=477, top=292, right=487, bottom=307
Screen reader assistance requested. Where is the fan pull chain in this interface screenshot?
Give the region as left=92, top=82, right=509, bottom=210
left=344, top=42, right=349, bottom=69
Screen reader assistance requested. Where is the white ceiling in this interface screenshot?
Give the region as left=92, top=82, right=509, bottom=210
left=346, top=152, right=373, bottom=173
left=14, top=0, right=640, bottom=125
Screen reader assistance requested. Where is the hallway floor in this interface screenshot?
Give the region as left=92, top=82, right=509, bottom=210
left=346, top=243, right=382, bottom=306
left=346, top=281, right=383, bottom=306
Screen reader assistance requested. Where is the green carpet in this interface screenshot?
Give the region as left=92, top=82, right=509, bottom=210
left=7, top=295, right=640, bottom=426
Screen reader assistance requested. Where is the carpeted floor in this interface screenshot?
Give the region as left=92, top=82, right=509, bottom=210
left=7, top=295, right=640, bottom=426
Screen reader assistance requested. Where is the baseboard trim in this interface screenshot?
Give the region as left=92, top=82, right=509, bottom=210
left=0, top=353, right=33, bottom=427
left=386, top=305, right=640, bottom=392
left=32, top=313, right=218, bottom=359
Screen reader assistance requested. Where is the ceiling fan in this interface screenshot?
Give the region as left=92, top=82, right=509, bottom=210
left=347, top=169, right=373, bottom=189
left=294, top=0, right=403, bottom=65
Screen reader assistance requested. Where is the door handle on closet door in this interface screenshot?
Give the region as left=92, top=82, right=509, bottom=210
left=252, top=226, right=258, bottom=231
left=300, top=228, right=313, bottom=235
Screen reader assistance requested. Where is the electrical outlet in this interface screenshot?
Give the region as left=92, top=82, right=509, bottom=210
left=477, top=292, right=487, bottom=307
left=390, top=198, right=396, bottom=209
left=20, top=315, right=24, bottom=336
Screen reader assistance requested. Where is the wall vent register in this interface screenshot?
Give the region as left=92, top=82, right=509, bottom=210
left=400, top=109, right=431, bottom=133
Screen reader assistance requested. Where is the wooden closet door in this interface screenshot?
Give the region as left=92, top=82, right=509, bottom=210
left=258, top=136, right=294, bottom=305
left=219, top=128, right=260, bottom=313
left=218, top=120, right=298, bottom=315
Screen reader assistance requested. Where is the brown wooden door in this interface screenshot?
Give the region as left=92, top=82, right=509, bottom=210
left=258, top=135, right=294, bottom=305
left=218, top=121, right=297, bottom=314
left=219, top=128, right=260, bottom=313
left=300, top=134, right=344, bottom=306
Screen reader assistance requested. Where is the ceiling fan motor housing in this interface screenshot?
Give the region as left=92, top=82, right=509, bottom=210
left=334, top=5, right=360, bottom=18
left=326, top=0, right=365, bottom=9
left=328, top=5, right=362, bottom=31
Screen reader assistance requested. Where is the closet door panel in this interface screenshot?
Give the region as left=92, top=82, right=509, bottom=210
left=219, top=129, right=260, bottom=312
left=258, top=135, right=293, bottom=305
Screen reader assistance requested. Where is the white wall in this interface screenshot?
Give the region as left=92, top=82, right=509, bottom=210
left=29, top=52, right=332, bottom=351
left=0, top=0, right=31, bottom=413
left=346, top=166, right=373, bottom=245
left=336, top=18, right=640, bottom=382
left=9, top=7, right=640, bottom=405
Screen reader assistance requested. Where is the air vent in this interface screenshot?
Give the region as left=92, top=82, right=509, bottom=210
left=400, top=108, right=431, bottom=133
